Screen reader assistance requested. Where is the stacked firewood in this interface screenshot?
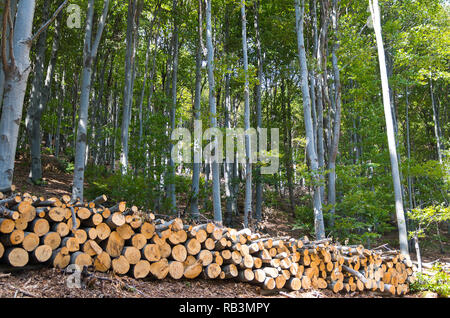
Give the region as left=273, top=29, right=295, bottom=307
left=0, top=191, right=416, bottom=295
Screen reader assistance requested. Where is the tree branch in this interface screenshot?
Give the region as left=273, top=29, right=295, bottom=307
left=29, top=0, right=68, bottom=44
left=1, top=0, right=10, bottom=74
left=90, top=0, right=110, bottom=58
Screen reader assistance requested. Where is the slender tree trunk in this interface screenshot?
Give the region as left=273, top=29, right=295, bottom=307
left=241, top=0, right=252, bottom=228
left=55, top=68, right=66, bottom=158
left=327, top=0, right=342, bottom=228
left=369, top=0, right=409, bottom=256
left=25, top=0, right=50, bottom=183
left=295, top=0, right=325, bottom=239
left=120, top=0, right=138, bottom=175
left=223, top=3, right=234, bottom=226
left=168, top=0, right=179, bottom=214
left=191, top=0, right=203, bottom=220
left=429, top=76, right=443, bottom=164
left=205, top=0, right=222, bottom=225
left=254, top=0, right=263, bottom=222
left=72, top=0, right=110, bottom=202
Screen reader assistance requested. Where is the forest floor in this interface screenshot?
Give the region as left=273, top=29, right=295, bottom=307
left=1, top=153, right=448, bottom=299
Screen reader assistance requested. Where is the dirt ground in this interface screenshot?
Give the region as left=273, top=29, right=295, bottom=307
left=1, top=153, right=447, bottom=299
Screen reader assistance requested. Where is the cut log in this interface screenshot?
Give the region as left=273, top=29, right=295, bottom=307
left=82, top=240, right=101, bottom=256
left=95, top=223, right=111, bottom=241
left=139, top=222, right=155, bottom=239
left=131, top=259, right=150, bottom=279
left=240, top=254, right=254, bottom=269
left=275, top=275, right=287, bottom=289
left=83, top=213, right=103, bottom=227
left=105, top=212, right=126, bottom=229
left=155, top=218, right=184, bottom=232
left=129, top=233, right=147, bottom=250
left=84, top=227, right=98, bottom=240
left=49, top=248, right=70, bottom=269
left=94, top=252, right=111, bottom=272
left=104, top=231, right=125, bottom=258
left=109, top=202, right=126, bottom=213
left=168, top=229, right=187, bottom=245
left=73, top=229, right=88, bottom=245
left=149, top=258, right=169, bottom=279
left=51, top=222, right=69, bottom=237
left=253, top=269, right=266, bottom=283
left=117, top=224, right=134, bottom=240
left=40, top=232, right=61, bottom=250
left=0, top=218, right=15, bottom=234
left=185, top=238, right=201, bottom=256
left=192, top=223, right=215, bottom=234
left=2, top=248, right=28, bottom=267
left=263, top=277, right=276, bottom=290
left=142, top=243, right=161, bottom=262
left=122, top=246, right=141, bottom=265
left=12, top=202, right=36, bottom=222
left=202, top=237, right=215, bottom=250
left=22, top=232, right=39, bottom=252
left=171, top=244, right=187, bottom=262
left=45, top=207, right=66, bottom=222
left=0, top=206, right=20, bottom=220
left=76, top=207, right=92, bottom=221
left=168, top=261, right=184, bottom=279
left=286, top=277, right=302, bottom=291
left=238, top=268, right=255, bottom=282
left=184, top=259, right=203, bottom=279
left=30, top=245, right=52, bottom=263
left=90, top=195, right=107, bottom=207
left=222, top=264, right=239, bottom=279
left=66, top=217, right=80, bottom=230
left=0, top=230, right=24, bottom=246
left=112, top=255, right=130, bottom=275
left=203, top=263, right=221, bottom=279
left=61, top=237, right=80, bottom=252
left=197, top=250, right=213, bottom=267
left=0, top=242, right=4, bottom=258
left=14, top=217, right=28, bottom=231
left=195, top=229, right=207, bottom=243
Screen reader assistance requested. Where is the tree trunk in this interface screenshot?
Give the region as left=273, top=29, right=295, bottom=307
left=327, top=0, right=342, bottom=228
left=168, top=0, right=179, bottom=214
left=191, top=0, right=203, bottom=220
left=369, top=0, right=408, bottom=256
left=205, top=0, right=222, bottom=225
left=72, top=0, right=110, bottom=202
left=241, top=0, right=252, bottom=228
left=120, top=0, right=138, bottom=175
left=295, top=0, right=325, bottom=239
left=25, top=0, right=50, bottom=183
left=0, top=0, right=36, bottom=192
left=254, top=0, right=263, bottom=222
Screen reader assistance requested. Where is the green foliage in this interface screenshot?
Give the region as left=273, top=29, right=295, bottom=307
left=410, top=264, right=450, bottom=297
left=292, top=205, right=314, bottom=234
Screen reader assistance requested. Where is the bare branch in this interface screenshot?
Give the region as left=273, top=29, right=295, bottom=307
left=7, top=0, right=15, bottom=69
left=29, top=0, right=68, bottom=43
left=1, top=0, right=10, bottom=74
left=90, top=0, right=110, bottom=58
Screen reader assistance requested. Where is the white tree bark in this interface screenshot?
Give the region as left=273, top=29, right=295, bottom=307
left=120, top=0, right=138, bottom=175
left=241, top=0, right=252, bottom=228
left=205, top=0, right=222, bottom=225
left=72, top=0, right=110, bottom=202
left=295, top=0, right=325, bottom=239
left=369, top=0, right=409, bottom=256
left=0, top=0, right=36, bottom=192
left=327, top=0, right=342, bottom=228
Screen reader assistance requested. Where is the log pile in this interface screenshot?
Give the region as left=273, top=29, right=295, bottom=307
left=0, top=192, right=416, bottom=295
